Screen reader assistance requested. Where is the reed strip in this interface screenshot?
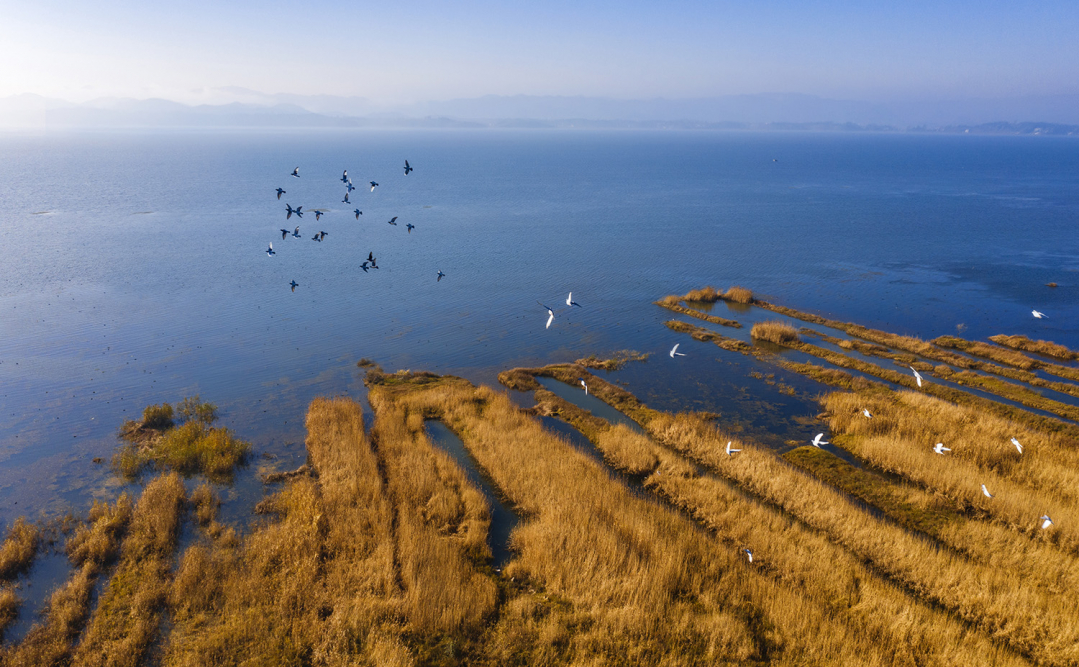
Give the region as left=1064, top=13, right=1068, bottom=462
left=366, top=386, right=497, bottom=637
left=71, top=474, right=185, bottom=667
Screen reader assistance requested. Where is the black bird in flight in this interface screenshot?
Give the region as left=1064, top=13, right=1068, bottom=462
left=342, top=192, right=350, bottom=204
left=313, top=210, right=325, bottom=221
left=291, top=226, right=301, bottom=238
left=319, top=231, right=328, bottom=240
left=387, top=216, right=398, bottom=226
left=276, top=188, right=286, bottom=200
left=266, top=243, right=275, bottom=256
left=346, top=180, right=355, bottom=192
left=290, top=280, right=299, bottom=292
left=406, top=223, right=415, bottom=233
left=369, top=181, right=379, bottom=191
left=404, top=160, right=413, bottom=175
left=312, top=233, right=322, bottom=242
left=437, top=270, right=445, bottom=282
left=280, top=228, right=289, bottom=240
left=360, top=261, right=369, bottom=273
left=286, top=204, right=302, bottom=220
left=367, top=251, right=376, bottom=263
left=354, top=209, right=363, bottom=219
left=291, top=167, right=300, bottom=178
left=341, top=170, right=349, bottom=183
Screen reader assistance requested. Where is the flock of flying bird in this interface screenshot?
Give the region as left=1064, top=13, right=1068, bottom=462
left=266, top=161, right=433, bottom=289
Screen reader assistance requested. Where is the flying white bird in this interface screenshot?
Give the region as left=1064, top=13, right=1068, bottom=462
left=862, top=408, right=873, bottom=419
left=266, top=243, right=275, bottom=256
left=670, top=343, right=685, bottom=358
left=1011, top=437, right=1024, bottom=454
left=933, top=442, right=951, bottom=455
left=1032, top=310, right=1047, bottom=319
left=566, top=292, right=582, bottom=307
left=579, top=378, right=588, bottom=395
left=1040, top=514, right=1054, bottom=529
left=725, top=441, right=741, bottom=456
left=538, top=302, right=555, bottom=329
left=981, top=484, right=993, bottom=498
left=811, top=433, right=829, bottom=448
left=742, top=547, right=753, bottom=563
left=910, top=366, right=924, bottom=388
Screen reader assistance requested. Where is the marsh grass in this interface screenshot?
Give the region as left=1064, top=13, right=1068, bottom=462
left=72, top=474, right=186, bottom=667
left=140, top=403, right=174, bottom=430
left=161, top=397, right=403, bottom=664
left=114, top=401, right=249, bottom=480
left=825, top=390, right=1079, bottom=550
left=5, top=496, right=133, bottom=666
left=397, top=377, right=912, bottom=665
left=723, top=286, right=754, bottom=304
left=514, top=365, right=1079, bottom=664
left=750, top=320, right=800, bottom=345
left=990, top=334, right=1079, bottom=361
left=655, top=298, right=743, bottom=328
left=0, top=518, right=40, bottom=580
left=513, top=372, right=1030, bottom=666
left=365, top=386, right=497, bottom=634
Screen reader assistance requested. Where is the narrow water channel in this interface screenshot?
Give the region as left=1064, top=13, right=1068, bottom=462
left=423, top=420, right=520, bottom=567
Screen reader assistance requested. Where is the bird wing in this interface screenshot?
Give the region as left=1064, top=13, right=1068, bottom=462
left=546, top=313, right=554, bottom=329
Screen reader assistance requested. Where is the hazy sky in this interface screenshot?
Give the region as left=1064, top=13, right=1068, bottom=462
left=2, top=0, right=1077, bottom=104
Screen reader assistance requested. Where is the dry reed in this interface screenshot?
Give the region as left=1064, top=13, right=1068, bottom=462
left=990, top=334, right=1079, bottom=361
left=520, top=375, right=1028, bottom=666
left=5, top=496, right=133, bottom=666
left=517, top=366, right=1079, bottom=665
left=72, top=474, right=186, bottom=667
left=750, top=320, right=800, bottom=345
left=0, top=518, right=40, bottom=580
left=396, top=375, right=940, bottom=665
left=366, top=385, right=497, bottom=635
left=161, top=397, right=404, bottom=665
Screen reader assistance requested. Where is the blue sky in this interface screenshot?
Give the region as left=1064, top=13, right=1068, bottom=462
left=2, top=0, right=1077, bottom=104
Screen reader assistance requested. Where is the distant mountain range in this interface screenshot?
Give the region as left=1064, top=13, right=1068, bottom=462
left=2, top=91, right=1078, bottom=133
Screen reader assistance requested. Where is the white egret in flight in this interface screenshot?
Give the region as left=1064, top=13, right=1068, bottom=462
left=670, top=344, right=685, bottom=358
left=933, top=442, right=951, bottom=455
left=811, top=433, right=828, bottom=448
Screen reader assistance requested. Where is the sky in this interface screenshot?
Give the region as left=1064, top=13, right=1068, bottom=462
left=1, top=0, right=1078, bottom=105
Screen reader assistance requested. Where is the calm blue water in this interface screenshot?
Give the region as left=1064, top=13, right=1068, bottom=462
left=1, top=129, right=1078, bottom=533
